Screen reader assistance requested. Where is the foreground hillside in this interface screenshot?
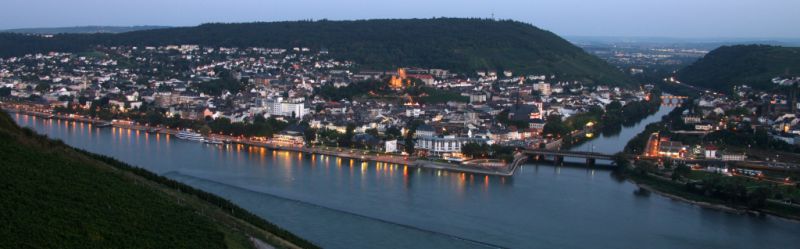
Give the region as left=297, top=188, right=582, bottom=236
left=0, top=18, right=632, bottom=85
left=677, top=45, right=800, bottom=92
left=0, top=111, right=316, bottom=248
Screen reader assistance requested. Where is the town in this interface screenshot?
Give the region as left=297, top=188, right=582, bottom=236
left=0, top=45, right=658, bottom=170
left=2, top=44, right=800, bottom=190
left=2, top=4, right=800, bottom=248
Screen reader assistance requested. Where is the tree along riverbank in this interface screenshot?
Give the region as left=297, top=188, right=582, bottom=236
left=5, top=106, right=519, bottom=177
left=547, top=89, right=663, bottom=151
left=616, top=104, right=800, bottom=221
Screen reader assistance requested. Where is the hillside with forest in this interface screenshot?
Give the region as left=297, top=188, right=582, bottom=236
left=677, top=45, right=800, bottom=92
left=0, top=111, right=316, bottom=249
left=0, top=18, right=632, bottom=85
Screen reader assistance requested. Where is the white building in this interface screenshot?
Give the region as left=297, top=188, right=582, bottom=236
left=533, top=82, right=551, bottom=96
left=704, top=145, right=718, bottom=159
left=385, top=140, right=398, bottom=153
left=721, top=153, right=746, bottom=161
left=262, top=97, right=306, bottom=118
left=416, top=135, right=488, bottom=157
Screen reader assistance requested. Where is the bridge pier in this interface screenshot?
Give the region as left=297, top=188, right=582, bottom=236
left=521, top=149, right=613, bottom=166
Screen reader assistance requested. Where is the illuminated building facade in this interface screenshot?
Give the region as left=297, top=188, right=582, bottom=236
left=389, top=68, right=411, bottom=89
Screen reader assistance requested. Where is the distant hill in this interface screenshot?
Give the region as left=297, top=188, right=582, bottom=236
left=0, top=18, right=633, bottom=86
left=1, top=25, right=170, bottom=34
left=0, top=111, right=317, bottom=248
left=677, top=45, right=800, bottom=92
left=568, top=36, right=800, bottom=50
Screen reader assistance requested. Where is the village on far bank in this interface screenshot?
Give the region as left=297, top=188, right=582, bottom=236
left=2, top=45, right=800, bottom=173
left=0, top=45, right=653, bottom=159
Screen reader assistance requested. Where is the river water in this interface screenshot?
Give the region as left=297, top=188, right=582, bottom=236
left=12, top=107, right=800, bottom=249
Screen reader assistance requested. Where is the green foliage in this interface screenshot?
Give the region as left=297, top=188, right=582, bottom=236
left=543, top=115, right=570, bottom=137
left=208, top=116, right=288, bottom=138
left=0, top=111, right=319, bottom=249
left=544, top=94, right=663, bottom=139
left=404, top=120, right=423, bottom=155
left=0, top=18, right=633, bottom=85
left=198, top=125, right=212, bottom=136
left=677, top=45, right=800, bottom=92
left=685, top=174, right=772, bottom=209
left=338, top=123, right=356, bottom=147
left=315, top=80, right=385, bottom=101
left=612, top=153, right=630, bottom=168
left=704, top=128, right=800, bottom=153
left=384, top=126, right=402, bottom=140
left=0, top=87, right=10, bottom=97
left=35, top=82, right=50, bottom=92
left=416, top=87, right=469, bottom=104
left=0, top=138, right=224, bottom=248
left=317, top=129, right=342, bottom=146
left=196, top=68, right=245, bottom=95
left=624, top=101, right=687, bottom=154
left=303, top=127, right=317, bottom=146
left=365, top=128, right=379, bottom=137
left=724, top=107, right=752, bottom=116
left=672, top=163, right=691, bottom=181
left=461, top=142, right=516, bottom=161
left=461, top=142, right=489, bottom=158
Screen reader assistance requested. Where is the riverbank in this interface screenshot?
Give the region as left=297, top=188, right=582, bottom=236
left=618, top=101, right=800, bottom=222
left=0, top=111, right=317, bottom=249
left=628, top=173, right=800, bottom=222
left=3, top=106, right=518, bottom=177
left=13, top=105, right=800, bottom=248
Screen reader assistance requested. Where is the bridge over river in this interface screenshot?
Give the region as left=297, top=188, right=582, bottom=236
left=521, top=149, right=616, bottom=166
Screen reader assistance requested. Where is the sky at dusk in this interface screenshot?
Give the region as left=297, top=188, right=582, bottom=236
left=4, top=0, right=799, bottom=38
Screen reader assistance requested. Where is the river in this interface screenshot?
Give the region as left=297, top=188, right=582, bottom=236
left=12, top=107, right=800, bottom=249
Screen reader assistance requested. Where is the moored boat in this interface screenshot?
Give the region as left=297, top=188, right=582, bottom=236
left=203, top=138, right=224, bottom=145
left=175, top=130, right=204, bottom=142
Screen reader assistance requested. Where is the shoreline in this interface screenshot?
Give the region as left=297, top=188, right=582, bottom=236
left=9, top=105, right=799, bottom=222
left=629, top=178, right=800, bottom=223
left=4, top=108, right=519, bottom=177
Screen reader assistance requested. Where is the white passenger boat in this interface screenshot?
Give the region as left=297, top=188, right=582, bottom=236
left=203, top=138, right=224, bottom=145
left=175, top=130, right=204, bottom=142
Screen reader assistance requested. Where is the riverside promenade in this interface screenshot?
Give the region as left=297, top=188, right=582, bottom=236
left=3, top=104, right=521, bottom=177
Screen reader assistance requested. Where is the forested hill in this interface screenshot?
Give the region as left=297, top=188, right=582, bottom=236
left=677, top=45, right=800, bottom=92
left=0, top=111, right=317, bottom=248
left=0, top=18, right=632, bottom=85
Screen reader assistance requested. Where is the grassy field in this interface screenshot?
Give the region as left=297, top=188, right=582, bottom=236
left=0, top=111, right=315, bottom=248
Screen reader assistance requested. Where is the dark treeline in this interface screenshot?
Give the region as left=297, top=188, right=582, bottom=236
left=624, top=101, right=687, bottom=154
left=53, top=102, right=290, bottom=138
left=630, top=160, right=782, bottom=210
left=677, top=45, right=800, bottom=93
left=544, top=89, right=663, bottom=139
left=461, top=143, right=517, bottom=162
left=0, top=18, right=632, bottom=85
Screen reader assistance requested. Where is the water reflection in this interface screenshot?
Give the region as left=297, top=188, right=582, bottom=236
left=12, top=113, right=800, bottom=249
